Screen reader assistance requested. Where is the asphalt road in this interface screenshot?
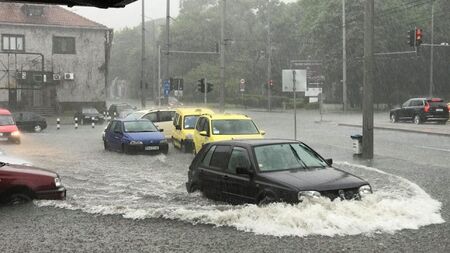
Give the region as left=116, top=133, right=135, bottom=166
left=1, top=110, right=449, bottom=253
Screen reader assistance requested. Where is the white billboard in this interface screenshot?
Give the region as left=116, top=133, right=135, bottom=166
left=305, top=88, right=322, bottom=97
left=282, top=69, right=307, bottom=92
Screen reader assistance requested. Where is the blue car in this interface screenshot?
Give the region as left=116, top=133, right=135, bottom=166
left=103, top=119, right=169, bottom=154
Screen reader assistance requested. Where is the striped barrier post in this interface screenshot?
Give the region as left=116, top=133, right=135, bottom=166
left=91, top=117, right=95, bottom=128
left=57, top=118, right=60, bottom=130
left=74, top=117, right=78, bottom=129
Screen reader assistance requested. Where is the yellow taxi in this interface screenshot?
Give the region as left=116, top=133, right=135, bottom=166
left=172, top=108, right=214, bottom=152
left=125, top=108, right=176, bottom=139
left=192, top=113, right=265, bottom=154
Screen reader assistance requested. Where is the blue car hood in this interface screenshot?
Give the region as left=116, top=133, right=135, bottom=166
left=124, top=131, right=165, bottom=141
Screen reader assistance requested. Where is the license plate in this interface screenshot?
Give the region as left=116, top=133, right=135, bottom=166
left=0, top=137, right=7, bottom=141
left=436, top=108, right=443, bottom=112
left=145, top=146, right=159, bottom=151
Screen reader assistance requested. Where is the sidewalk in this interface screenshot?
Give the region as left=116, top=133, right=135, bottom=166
left=329, top=112, right=450, bottom=137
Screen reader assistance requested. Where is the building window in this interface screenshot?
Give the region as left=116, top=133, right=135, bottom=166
left=53, top=36, right=76, bottom=54
left=1, top=34, right=25, bottom=52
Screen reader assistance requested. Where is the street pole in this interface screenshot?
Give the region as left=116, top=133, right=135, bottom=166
left=342, top=0, right=347, bottom=112
left=204, top=78, right=207, bottom=105
left=293, top=70, right=297, bottom=140
left=166, top=0, right=170, bottom=80
left=267, top=0, right=272, bottom=112
left=219, top=0, right=226, bottom=112
left=429, top=0, right=435, bottom=97
left=140, top=0, right=146, bottom=108
left=362, top=0, right=374, bottom=159
left=158, top=45, right=161, bottom=106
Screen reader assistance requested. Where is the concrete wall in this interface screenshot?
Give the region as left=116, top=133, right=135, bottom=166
left=0, top=24, right=107, bottom=107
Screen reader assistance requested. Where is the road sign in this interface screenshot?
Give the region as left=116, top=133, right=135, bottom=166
left=305, top=88, right=322, bottom=97
left=282, top=69, right=307, bottom=92
left=163, top=79, right=170, bottom=97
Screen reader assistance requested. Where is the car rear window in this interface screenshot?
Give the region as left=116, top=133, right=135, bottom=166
left=211, top=120, right=259, bottom=135
left=184, top=115, right=199, bottom=129
left=209, top=145, right=231, bottom=170
left=428, top=101, right=447, bottom=107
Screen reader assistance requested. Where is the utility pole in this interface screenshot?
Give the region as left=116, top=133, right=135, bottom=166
left=204, top=78, right=207, bottom=105
left=429, top=0, right=435, bottom=97
left=342, top=0, right=347, bottom=112
left=267, top=0, right=272, bottom=112
left=362, top=0, right=374, bottom=159
left=140, top=0, right=146, bottom=108
left=219, top=0, right=226, bottom=112
left=166, top=0, right=170, bottom=80
left=158, top=45, right=161, bottom=106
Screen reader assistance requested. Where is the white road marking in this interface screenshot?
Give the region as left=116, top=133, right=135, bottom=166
left=416, top=145, right=450, bottom=153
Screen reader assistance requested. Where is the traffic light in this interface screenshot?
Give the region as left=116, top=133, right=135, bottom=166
left=197, top=78, right=205, bottom=93
left=207, top=83, right=213, bottom=93
left=415, top=28, right=423, bottom=46
left=408, top=29, right=415, bottom=47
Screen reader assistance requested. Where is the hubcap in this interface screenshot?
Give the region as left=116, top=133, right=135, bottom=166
left=34, top=125, right=42, bottom=132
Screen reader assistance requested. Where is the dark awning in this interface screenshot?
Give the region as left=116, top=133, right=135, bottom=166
left=6, top=0, right=137, bottom=8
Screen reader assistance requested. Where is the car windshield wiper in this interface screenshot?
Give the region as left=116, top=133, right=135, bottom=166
left=289, top=145, right=310, bottom=170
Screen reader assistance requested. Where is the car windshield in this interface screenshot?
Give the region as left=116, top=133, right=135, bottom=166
left=184, top=115, right=199, bottom=129
left=82, top=108, right=99, bottom=114
left=211, top=120, right=259, bottom=135
left=123, top=121, right=158, bottom=133
left=0, top=115, right=14, bottom=126
left=125, top=111, right=146, bottom=120
left=255, top=143, right=328, bottom=172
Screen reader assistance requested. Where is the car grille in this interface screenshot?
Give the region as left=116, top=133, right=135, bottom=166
left=320, top=188, right=359, bottom=201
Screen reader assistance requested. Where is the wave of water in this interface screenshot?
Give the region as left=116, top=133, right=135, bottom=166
left=36, top=162, right=445, bottom=237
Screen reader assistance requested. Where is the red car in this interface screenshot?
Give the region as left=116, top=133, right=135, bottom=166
left=0, top=162, right=66, bottom=205
left=0, top=108, right=21, bottom=144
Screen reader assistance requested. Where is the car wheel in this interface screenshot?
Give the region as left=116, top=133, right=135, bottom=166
left=8, top=193, right=32, bottom=205
left=188, top=183, right=198, bottom=193
left=34, top=124, right=42, bottom=132
left=413, top=115, right=422, bottom=125
left=15, top=139, right=21, bottom=145
left=390, top=114, right=397, bottom=123
left=181, top=141, right=187, bottom=153
left=103, top=140, right=109, bottom=151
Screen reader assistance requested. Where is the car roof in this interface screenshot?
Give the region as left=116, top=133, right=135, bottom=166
left=135, top=108, right=175, bottom=114
left=0, top=108, right=12, bottom=115
left=201, top=113, right=251, bottom=120
left=210, top=139, right=299, bottom=147
left=115, top=119, right=151, bottom=122
left=175, top=107, right=214, bottom=115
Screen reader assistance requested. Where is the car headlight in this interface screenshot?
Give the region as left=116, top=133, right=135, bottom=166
left=129, top=141, right=143, bottom=145
left=358, top=185, right=373, bottom=196
left=186, top=134, right=193, bottom=139
left=11, top=131, right=20, bottom=137
left=160, top=139, right=168, bottom=144
left=54, top=177, right=62, bottom=187
left=298, top=191, right=321, bottom=201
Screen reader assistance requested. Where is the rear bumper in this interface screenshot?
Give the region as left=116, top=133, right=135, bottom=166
left=424, top=115, right=449, bottom=121
left=36, top=187, right=66, bottom=200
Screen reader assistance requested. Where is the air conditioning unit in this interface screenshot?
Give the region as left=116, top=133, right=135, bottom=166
left=15, top=71, right=27, bottom=80
left=64, top=73, right=74, bottom=80
left=53, top=73, right=62, bottom=81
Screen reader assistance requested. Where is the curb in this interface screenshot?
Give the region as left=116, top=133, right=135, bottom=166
left=338, top=123, right=450, bottom=137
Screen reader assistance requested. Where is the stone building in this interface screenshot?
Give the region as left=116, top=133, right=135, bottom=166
left=0, top=3, right=112, bottom=113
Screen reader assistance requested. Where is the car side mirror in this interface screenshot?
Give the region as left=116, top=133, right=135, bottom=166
left=236, top=166, right=253, bottom=175
left=199, top=131, right=208, bottom=137
left=260, top=130, right=266, bottom=136
left=175, top=125, right=181, bottom=130
left=159, top=129, right=164, bottom=132
left=325, top=158, right=333, bottom=166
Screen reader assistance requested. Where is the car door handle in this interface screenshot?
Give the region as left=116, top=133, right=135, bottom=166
left=223, top=175, right=229, bottom=180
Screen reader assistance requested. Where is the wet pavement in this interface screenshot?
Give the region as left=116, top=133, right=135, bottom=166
left=0, top=109, right=449, bottom=252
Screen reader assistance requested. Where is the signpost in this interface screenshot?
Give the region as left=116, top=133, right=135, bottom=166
left=282, top=69, right=306, bottom=140
left=240, top=79, right=246, bottom=107
left=163, top=79, right=170, bottom=97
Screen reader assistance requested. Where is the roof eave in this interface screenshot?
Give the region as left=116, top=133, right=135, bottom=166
left=0, top=21, right=110, bottom=31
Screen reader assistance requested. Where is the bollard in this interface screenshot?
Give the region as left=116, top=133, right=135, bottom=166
left=113, top=112, right=117, bottom=119
left=91, top=117, right=95, bottom=128
left=106, top=112, right=110, bottom=122
left=75, top=117, right=78, bottom=129
left=57, top=118, right=60, bottom=130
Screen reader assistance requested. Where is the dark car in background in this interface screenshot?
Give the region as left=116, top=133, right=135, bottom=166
left=186, top=139, right=372, bottom=205
left=390, top=98, right=449, bottom=124
left=74, top=107, right=105, bottom=125
left=103, top=119, right=168, bottom=154
left=0, top=162, right=66, bottom=205
left=12, top=112, right=47, bottom=132
left=108, top=103, right=136, bottom=119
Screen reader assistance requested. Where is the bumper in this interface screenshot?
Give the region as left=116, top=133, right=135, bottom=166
left=126, top=143, right=169, bottom=154
left=36, top=187, right=67, bottom=200
left=0, top=136, right=20, bottom=143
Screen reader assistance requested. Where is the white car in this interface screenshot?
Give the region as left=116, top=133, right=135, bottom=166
left=125, top=108, right=176, bottom=139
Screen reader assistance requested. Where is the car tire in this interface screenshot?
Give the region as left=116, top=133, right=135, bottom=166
left=413, top=115, right=422, bottom=125
left=103, top=140, right=109, bottom=151
left=8, top=193, right=32, bottom=205
left=181, top=141, right=187, bottom=153
left=34, top=124, right=42, bottom=132
left=390, top=114, right=398, bottom=123
left=15, top=139, right=21, bottom=145
left=258, top=194, right=276, bottom=206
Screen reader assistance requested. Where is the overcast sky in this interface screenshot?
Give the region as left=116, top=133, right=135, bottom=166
left=66, top=0, right=296, bottom=31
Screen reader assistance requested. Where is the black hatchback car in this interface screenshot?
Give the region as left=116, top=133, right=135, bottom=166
left=74, top=107, right=105, bottom=125
left=390, top=98, right=449, bottom=124
left=186, top=139, right=372, bottom=205
left=12, top=112, right=47, bottom=132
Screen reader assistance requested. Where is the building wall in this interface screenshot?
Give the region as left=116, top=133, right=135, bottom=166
left=0, top=24, right=107, bottom=108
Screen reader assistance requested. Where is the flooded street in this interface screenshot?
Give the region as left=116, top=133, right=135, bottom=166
left=1, top=110, right=449, bottom=252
